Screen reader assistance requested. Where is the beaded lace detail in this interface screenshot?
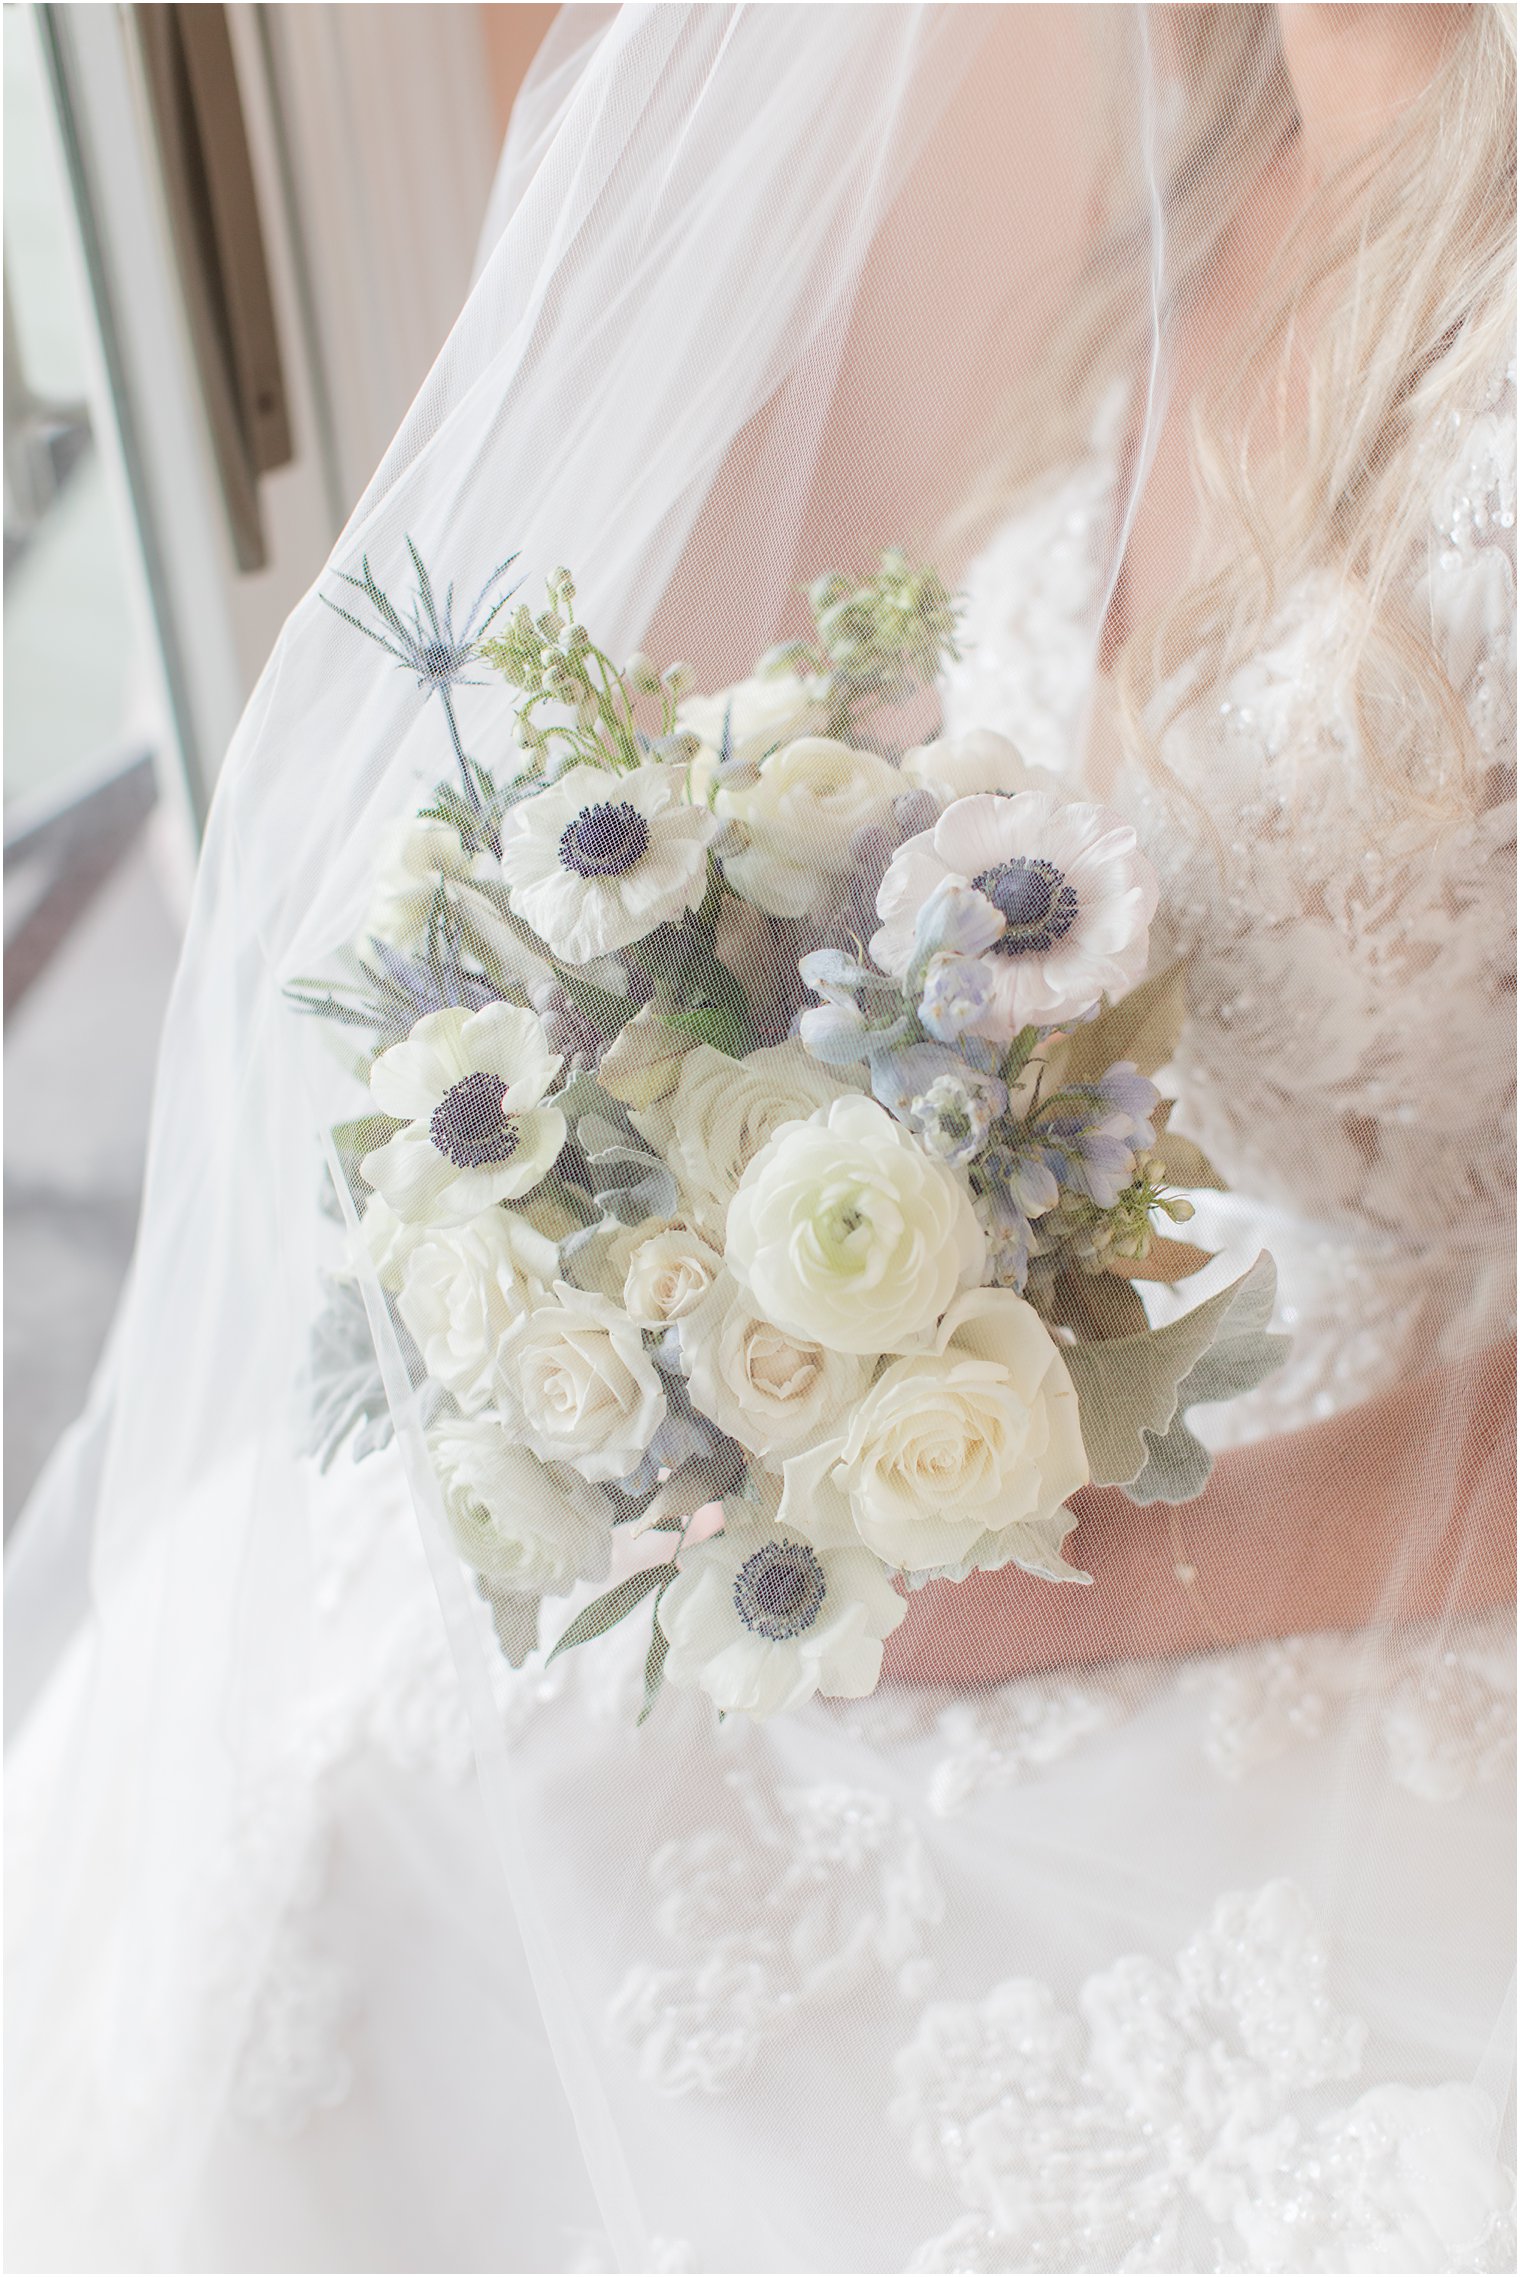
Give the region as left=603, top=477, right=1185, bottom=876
left=893, top=1881, right=1515, bottom=2275
left=943, top=369, right=1517, bottom=1441
left=606, top=1772, right=943, bottom=2094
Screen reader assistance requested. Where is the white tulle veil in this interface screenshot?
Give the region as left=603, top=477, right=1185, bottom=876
left=6, top=7, right=1514, bottom=2271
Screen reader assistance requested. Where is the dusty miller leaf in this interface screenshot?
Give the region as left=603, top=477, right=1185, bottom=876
left=577, top=1111, right=678, bottom=1224
left=1064, top=1253, right=1285, bottom=1492
left=305, top=1275, right=439, bottom=1470
left=475, top=1577, right=541, bottom=1668
left=1124, top=1255, right=1288, bottom=1503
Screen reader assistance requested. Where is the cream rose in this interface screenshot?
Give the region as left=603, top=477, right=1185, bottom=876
left=495, top=1283, right=666, bottom=1484
left=397, top=1208, right=559, bottom=1413
left=781, top=1286, right=1089, bottom=1575
left=632, top=1041, right=859, bottom=1237
left=623, top=1224, right=724, bottom=1328
left=681, top=1273, right=868, bottom=1468
left=900, top=729, right=1033, bottom=808
left=725, top=1095, right=985, bottom=1355
left=430, top=1413, right=610, bottom=1601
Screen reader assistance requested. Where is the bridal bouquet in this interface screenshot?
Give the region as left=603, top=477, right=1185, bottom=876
left=297, top=549, right=1285, bottom=1722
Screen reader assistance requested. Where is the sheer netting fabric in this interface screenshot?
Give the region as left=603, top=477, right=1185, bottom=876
left=6, top=8, right=1515, bottom=2274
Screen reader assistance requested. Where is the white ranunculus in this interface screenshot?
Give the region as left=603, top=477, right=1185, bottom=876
left=495, top=1282, right=665, bottom=1484
left=715, top=736, right=901, bottom=916
left=679, top=670, right=830, bottom=800
left=658, top=1517, right=905, bottom=1718
left=872, top=790, right=1159, bottom=1035
left=681, top=1273, right=868, bottom=1469
left=780, top=1286, right=1089, bottom=1577
left=360, top=1003, right=566, bottom=1226
left=397, top=1208, right=559, bottom=1413
left=726, top=1094, right=986, bottom=1355
left=900, top=729, right=1034, bottom=808
left=622, top=1223, right=724, bottom=1328
left=497, top=760, right=716, bottom=964
left=430, top=1412, right=610, bottom=1600
left=714, top=837, right=826, bottom=922
left=358, top=813, right=481, bottom=953
left=632, top=1040, right=860, bottom=1237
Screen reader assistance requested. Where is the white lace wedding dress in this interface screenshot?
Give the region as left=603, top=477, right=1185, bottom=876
left=9, top=365, right=1515, bottom=2277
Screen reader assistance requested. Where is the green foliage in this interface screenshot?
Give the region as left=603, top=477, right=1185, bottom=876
left=638, top=1617, right=670, bottom=1726
left=547, top=1566, right=669, bottom=1661
left=804, top=550, right=961, bottom=736
left=1058, top=962, right=1188, bottom=1086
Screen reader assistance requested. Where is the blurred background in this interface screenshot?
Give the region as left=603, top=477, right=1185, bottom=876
left=4, top=2, right=555, bottom=1528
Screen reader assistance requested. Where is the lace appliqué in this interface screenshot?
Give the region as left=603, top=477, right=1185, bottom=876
left=231, top=1916, right=354, bottom=2139
left=925, top=1674, right=1147, bottom=1819
left=893, top=1881, right=1514, bottom=2275
left=1190, top=1612, right=1517, bottom=1803
left=608, top=1774, right=942, bottom=2094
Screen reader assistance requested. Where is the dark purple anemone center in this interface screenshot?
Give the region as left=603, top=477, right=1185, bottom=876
left=732, top=1539, right=827, bottom=1642
left=558, top=801, right=651, bottom=879
left=429, top=1071, right=521, bottom=1169
left=973, top=855, right=1079, bottom=956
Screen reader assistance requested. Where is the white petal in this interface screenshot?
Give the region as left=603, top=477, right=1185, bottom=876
left=463, top=1002, right=559, bottom=1097
left=369, top=1007, right=472, bottom=1117
left=932, top=790, right=1056, bottom=875
left=360, top=1124, right=460, bottom=1223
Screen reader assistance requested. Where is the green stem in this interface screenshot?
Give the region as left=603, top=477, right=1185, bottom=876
left=437, top=685, right=484, bottom=814
left=467, top=880, right=633, bottom=1033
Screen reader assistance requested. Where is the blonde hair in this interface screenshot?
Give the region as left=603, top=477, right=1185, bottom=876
left=949, top=3, right=1516, bottom=824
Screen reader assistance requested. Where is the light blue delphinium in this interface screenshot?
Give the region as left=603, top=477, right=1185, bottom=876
left=912, top=875, right=1005, bottom=961
left=974, top=1183, right=1034, bottom=1293
left=918, top=952, right=1001, bottom=1044
left=1035, top=1061, right=1161, bottom=1207
left=870, top=1042, right=1007, bottom=1168
left=796, top=948, right=911, bottom=1067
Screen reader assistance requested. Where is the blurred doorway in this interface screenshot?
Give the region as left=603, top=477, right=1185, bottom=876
left=5, top=2, right=549, bottom=1536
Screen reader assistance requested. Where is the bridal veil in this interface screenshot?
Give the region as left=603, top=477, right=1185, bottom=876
left=7, top=7, right=1514, bottom=2270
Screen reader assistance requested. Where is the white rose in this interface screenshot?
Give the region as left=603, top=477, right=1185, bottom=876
left=430, top=1412, right=610, bottom=1598
left=496, top=1283, right=665, bottom=1483
left=623, top=1224, right=724, bottom=1328
left=900, top=729, right=1034, bottom=807
left=397, top=1208, right=559, bottom=1413
left=726, top=1095, right=986, bottom=1355
left=781, top=1286, right=1088, bottom=1576
left=681, top=1273, right=869, bottom=1469
left=632, top=1040, right=859, bottom=1237
left=679, top=670, right=829, bottom=799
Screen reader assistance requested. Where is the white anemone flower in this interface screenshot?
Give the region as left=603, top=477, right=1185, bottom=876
left=360, top=1003, right=566, bottom=1226
left=658, top=1519, right=905, bottom=1718
left=872, top=790, right=1159, bottom=1034
left=497, top=761, right=716, bottom=964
